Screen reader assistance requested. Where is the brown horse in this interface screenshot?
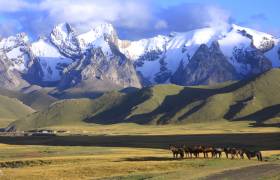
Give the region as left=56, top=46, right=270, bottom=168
left=230, top=148, right=241, bottom=159
left=224, top=148, right=247, bottom=159
left=169, top=145, right=184, bottom=159
left=244, top=150, right=263, bottom=161
left=213, top=148, right=223, bottom=158
left=237, top=149, right=246, bottom=159
left=223, top=147, right=231, bottom=159
left=183, top=146, right=200, bottom=158
left=203, top=146, right=214, bottom=158
left=193, top=145, right=205, bottom=158
left=183, top=145, right=192, bottom=158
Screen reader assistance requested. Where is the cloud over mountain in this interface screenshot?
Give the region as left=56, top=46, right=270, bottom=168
left=0, top=0, right=278, bottom=39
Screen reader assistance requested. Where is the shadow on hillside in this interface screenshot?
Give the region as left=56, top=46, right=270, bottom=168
left=86, top=73, right=263, bottom=125
left=232, top=104, right=280, bottom=128
left=250, top=123, right=280, bottom=128
left=0, top=133, right=279, bottom=151
left=85, top=87, right=153, bottom=124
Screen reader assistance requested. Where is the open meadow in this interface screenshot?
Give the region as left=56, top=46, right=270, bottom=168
left=0, top=143, right=279, bottom=180
left=0, top=121, right=279, bottom=179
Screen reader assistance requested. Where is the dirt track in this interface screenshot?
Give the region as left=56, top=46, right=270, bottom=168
left=204, top=164, right=280, bottom=180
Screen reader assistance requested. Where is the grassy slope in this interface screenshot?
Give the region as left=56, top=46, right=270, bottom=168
left=11, top=69, right=280, bottom=130
left=0, top=88, right=57, bottom=111
left=11, top=91, right=124, bottom=130
left=0, top=95, right=34, bottom=126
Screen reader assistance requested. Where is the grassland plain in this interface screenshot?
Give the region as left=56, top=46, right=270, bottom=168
left=0, top=143, right=279, bottom=180
left=1, top=122, right=280, bottom=179
left=47, top=121, right=280, bottom=136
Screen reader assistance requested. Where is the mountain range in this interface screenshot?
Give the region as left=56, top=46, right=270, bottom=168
left=0, top=22, right=279, bottom=92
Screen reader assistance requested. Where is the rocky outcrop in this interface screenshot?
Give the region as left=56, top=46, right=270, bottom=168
left=233, top=47, right=272, bottom=76
left=171, top=42, right=238, bottom=85
left=0, top=55, right=28, bottom=89
left=50, top=23, right=82, bottom=59
left=58, top=47, right=141, bottom=91
left=0, top=33, right=30, bottom=89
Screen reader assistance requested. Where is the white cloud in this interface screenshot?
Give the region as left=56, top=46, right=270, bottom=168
left=0, top=0, right=237, bottom=39
left=155, top=20, right=168, bottom=29
left=206, top=6, right=231, bottom=31
left=38, top=0, right=154, bottom=32
left=0, top=0, right=33, bottom=12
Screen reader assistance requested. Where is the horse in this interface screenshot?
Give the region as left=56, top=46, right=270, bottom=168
left=244, top=150, right=263, bottom=161
left=183, top=145, right=192, bottom=158
left=213, top=148, right=223, bottom=158
left=223, top=147, right=231, bottom=159
left=203, top=146, right=215, bottom=158
left=237, top=149, right=246, bottom=159
left=193, top=145, right=205, bottom=158
left=169, top=145, right=184, bottom=159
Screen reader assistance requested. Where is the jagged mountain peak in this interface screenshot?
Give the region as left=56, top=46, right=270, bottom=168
left=51, top=22, right=75, bottom=36
left=90, top=22, right=116, bottom=36
left=0, top=32, right=29, bottom=49
left=0, top=22, right=279, bottom=90
left=231, top=24, right=277, bottom=52
left=50, top=22, right=82, bottom=59
left=77, top=22, right=118, bottom=52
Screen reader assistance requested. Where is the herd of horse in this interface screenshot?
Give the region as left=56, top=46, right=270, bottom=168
left=169, top=145, right=263, bottom=161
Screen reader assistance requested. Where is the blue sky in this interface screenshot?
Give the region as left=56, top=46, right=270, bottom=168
left=0, top=0, right=279, bottom=39
left=158, top=0, right=279, bottom=33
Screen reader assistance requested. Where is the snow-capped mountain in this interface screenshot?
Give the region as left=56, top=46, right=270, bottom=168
left=0, top=33, right=29, bottom=71
left=0, top=22, right=279, bottom=90
left=0, top=33, right=30, bottom=89
left=30, top=37, right=73, bottom=82
left=118, top=24, right=279, bottom=85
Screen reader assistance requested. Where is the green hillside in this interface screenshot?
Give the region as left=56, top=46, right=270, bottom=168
left=10, top=91, right=124, bottom=130
left=0, top=88, right=57, bottom=111
left=0, top=95, right=34, bottom=126
left=11, top=69, right=280, bottom=130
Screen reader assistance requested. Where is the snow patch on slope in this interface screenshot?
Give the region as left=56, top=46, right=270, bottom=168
left=31, top=38, right=73, bottom=81
left=0, top=33, right=29, bottom=71
left=166, top=27, right=220, bottom=72
left=77, top=23, right=117, bottom=57
left=119, top=35, right=169, bottom=60
left=232, top=24, right=277, bottom=50
left=50, top=23, right=81, bottom=58
left=265, top=39, right=280, bottom=67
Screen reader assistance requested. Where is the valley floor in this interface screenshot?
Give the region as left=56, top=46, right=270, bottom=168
left=0, top=130, right=279, bottom=179
left=47, top=120, right=280, bottom=136
left=0, top=144, right=279, bottom=180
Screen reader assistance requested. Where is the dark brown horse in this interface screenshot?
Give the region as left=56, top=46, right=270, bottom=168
left=203, top=146, right=214, bottom=158
left=224, top=147, right=247, bottom=159
left=183, top=145, right=192, bottom=158
left=244, top=150, right=263, bottom=161
left=230, top=148, right=244, bottom=159
left=169, top=145, right=184, bottom=159
left=213, top=148, right=223, bottom=158
left=193, top=145, right=205, bottom=158
left=223, top=147, right=231, bottom=159
left=237, top=149, right=246, bottom=159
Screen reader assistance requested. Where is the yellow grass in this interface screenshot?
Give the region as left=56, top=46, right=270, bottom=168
left=0, top=143, right=278, bottom=180
left=0, top=118, right=15, bottom=128
left=49, top=120, right=280, bottom=136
